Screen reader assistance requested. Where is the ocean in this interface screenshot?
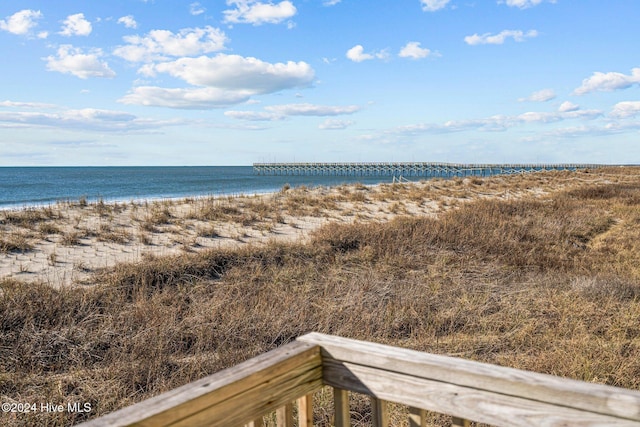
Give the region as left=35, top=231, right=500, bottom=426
left=0, top=166, right=407, bottom=209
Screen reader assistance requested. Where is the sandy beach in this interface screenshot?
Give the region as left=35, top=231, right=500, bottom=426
left=1, top=172, right=580, bottom=287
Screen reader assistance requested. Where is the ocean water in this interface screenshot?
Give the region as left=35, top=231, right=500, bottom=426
left=0, top=166, right=407, bottom=209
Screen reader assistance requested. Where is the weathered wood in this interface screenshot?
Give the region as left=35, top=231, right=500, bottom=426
left=370, top=397, right=389, bottom=427
left=334, top=388, right=350, bottom=427
left=245, top=419, right=264, bottom=427
left=297, top=394, right=313, bottom=427
left=322, top=359, right=638, bottom=426
left=298, top=332, right=640, bottom=423
left=408, top=407, right=426, bottom=427
left=276, top=403, right=294, bottom=427
left=78, top=341, right=322, bottom=427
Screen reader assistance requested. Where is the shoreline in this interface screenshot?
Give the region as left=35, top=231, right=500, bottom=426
left=0, top=170, right=621, bottom=287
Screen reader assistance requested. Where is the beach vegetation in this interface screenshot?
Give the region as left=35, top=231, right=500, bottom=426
left=1, top=168, right=640, bottom=425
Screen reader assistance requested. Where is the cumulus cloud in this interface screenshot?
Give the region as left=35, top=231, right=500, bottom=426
left=346, top=45, right=388, bottom=62
left=464, top=29, right=538, bottom=45
left=319, top=119, right=354, bottom=129
left=59, top=13, right=92, bottom=37
left=610, top=101, right=640, bottom=119
left=113, top=26, right=228, bottom=62
left=0, top=9, right=42, bottom=35
left=420, top=0, right=450, bottom=12
left=558, top=101, right=579, bottom=112
left=399, top=42, right=431, bottom=59
left=148, top=55, right=313, bottom=89
left=190, top=2, right=206, bottom=15
left=498, top=0, right=556, bottom=9
left=45, top=45, right=116, bottom=79
left=573, top=68, right=640, bottom=95
left=120, top=54, right=315, bottom=109
left=119, top=86, right=255, bottom=109
left=117, top=15, right=137, bottom=29
left=519, top=88, right=556, bottom=102
left=223, top=0, right=297, bottom=25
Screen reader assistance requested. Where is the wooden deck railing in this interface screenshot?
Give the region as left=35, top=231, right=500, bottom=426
left=80, top=332, right=640, bottom=426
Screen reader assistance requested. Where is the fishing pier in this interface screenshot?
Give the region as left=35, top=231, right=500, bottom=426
left=253, top=162, right=601, bottom=178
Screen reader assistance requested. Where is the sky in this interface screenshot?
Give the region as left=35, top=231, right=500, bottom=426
left=0, top=0, right=639, bottom=166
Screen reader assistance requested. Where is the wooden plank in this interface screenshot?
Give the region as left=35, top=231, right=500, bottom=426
left=321, top=359, right=639, bottom=426
left=370, top=397, right=388, bottom=427
left=276, top=403, right=294, bottom=427
left=334, top=388, right=350, bottom=427
left=298, top=333, right=640, bottom=422
left=78, top=341, right=322, bottom=427
left=408, top=407, right=426, bottom=427
left=297, top=394, right=313, bottom=427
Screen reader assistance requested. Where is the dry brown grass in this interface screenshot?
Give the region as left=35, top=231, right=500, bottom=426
left=2, top=168, right=640, bottom=426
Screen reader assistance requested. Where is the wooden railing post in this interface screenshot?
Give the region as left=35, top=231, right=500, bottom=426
left=297, top=394, right=313, bottom=427
left=371, top=398, right=389, bottom=427
left=244, top=419, right=264, bottom=427
left=452, top=416, right=471, bottom=427
left=334, top=388, right=350, bottom=427
left=408, top=407, right=426, bottom=427
left=276, top=403, right=294, bottom=427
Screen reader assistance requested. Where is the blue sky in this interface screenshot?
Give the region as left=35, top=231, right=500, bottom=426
left=0, top=0, right=639, bottom=166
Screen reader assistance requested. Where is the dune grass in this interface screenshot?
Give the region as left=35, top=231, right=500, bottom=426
left=1, top=168, right=640, bottom=426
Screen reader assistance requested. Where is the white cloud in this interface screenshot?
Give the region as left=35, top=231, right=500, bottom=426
left=121, top=54, right=315, bottom=109
left=148, top=54, right=314, bottom=90
left=190, top=2, right=206, bottom=15
left=464, top=29, right=538, bottom=45
left=225, top=110, right=281, bottom=121
left=558, top=101, right=579, bottom=112
left=0, top=9, right=42, bottom=35
left=372, top=108, right=603, bottom=142
left=117, top=15, right=137, bottom=29
left=0, top=101, right=58, bottom=109
left=119, top=86, right=255, bottom=109
left=319, top=119, right=354, bottom=129
left=0, top=105, right=180, bottom=132
left=420, top=0, right=450, bottom=12
left=323, top=0, right=342, bottom=5
left=519, top=88, right=556, bottom=102
left=59, top=13, right=92, bottom=37
left=266, top=103, right=360, bottom=116
left=223, top=0, right=297, bottom=25
left=45, top=45, right=115, bottom=79
left=498, top=0, right=556, bottom=9
left=573, top=68, right=640, bottom=95
left=398, top=42, right=431, bottom=59
left=610, top=101, right=640, bottom=119
left=226, top=103, right=360, bottom=121
left=113, top=26, right=228, bottom=62
left=346, top=45, right=388, bottom=62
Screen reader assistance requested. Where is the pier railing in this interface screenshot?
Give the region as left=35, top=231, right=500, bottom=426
left=252, top=162, right=603, bottom=177
left=79, top=333, right=640, bottom=427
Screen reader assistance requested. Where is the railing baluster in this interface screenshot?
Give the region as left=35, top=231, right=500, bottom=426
left=452, top=416, right=471, bottom=427
left=370, top=398, right=389, bottom=427
left=408, top=407, right=426, bottom=427
left=244, top=418, right=264, bottom=427
left=333, top=387, right=350, bottom=427
left=297, top=394, right=313, bottom=427
left=276, top=403, right=294, bottom=427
